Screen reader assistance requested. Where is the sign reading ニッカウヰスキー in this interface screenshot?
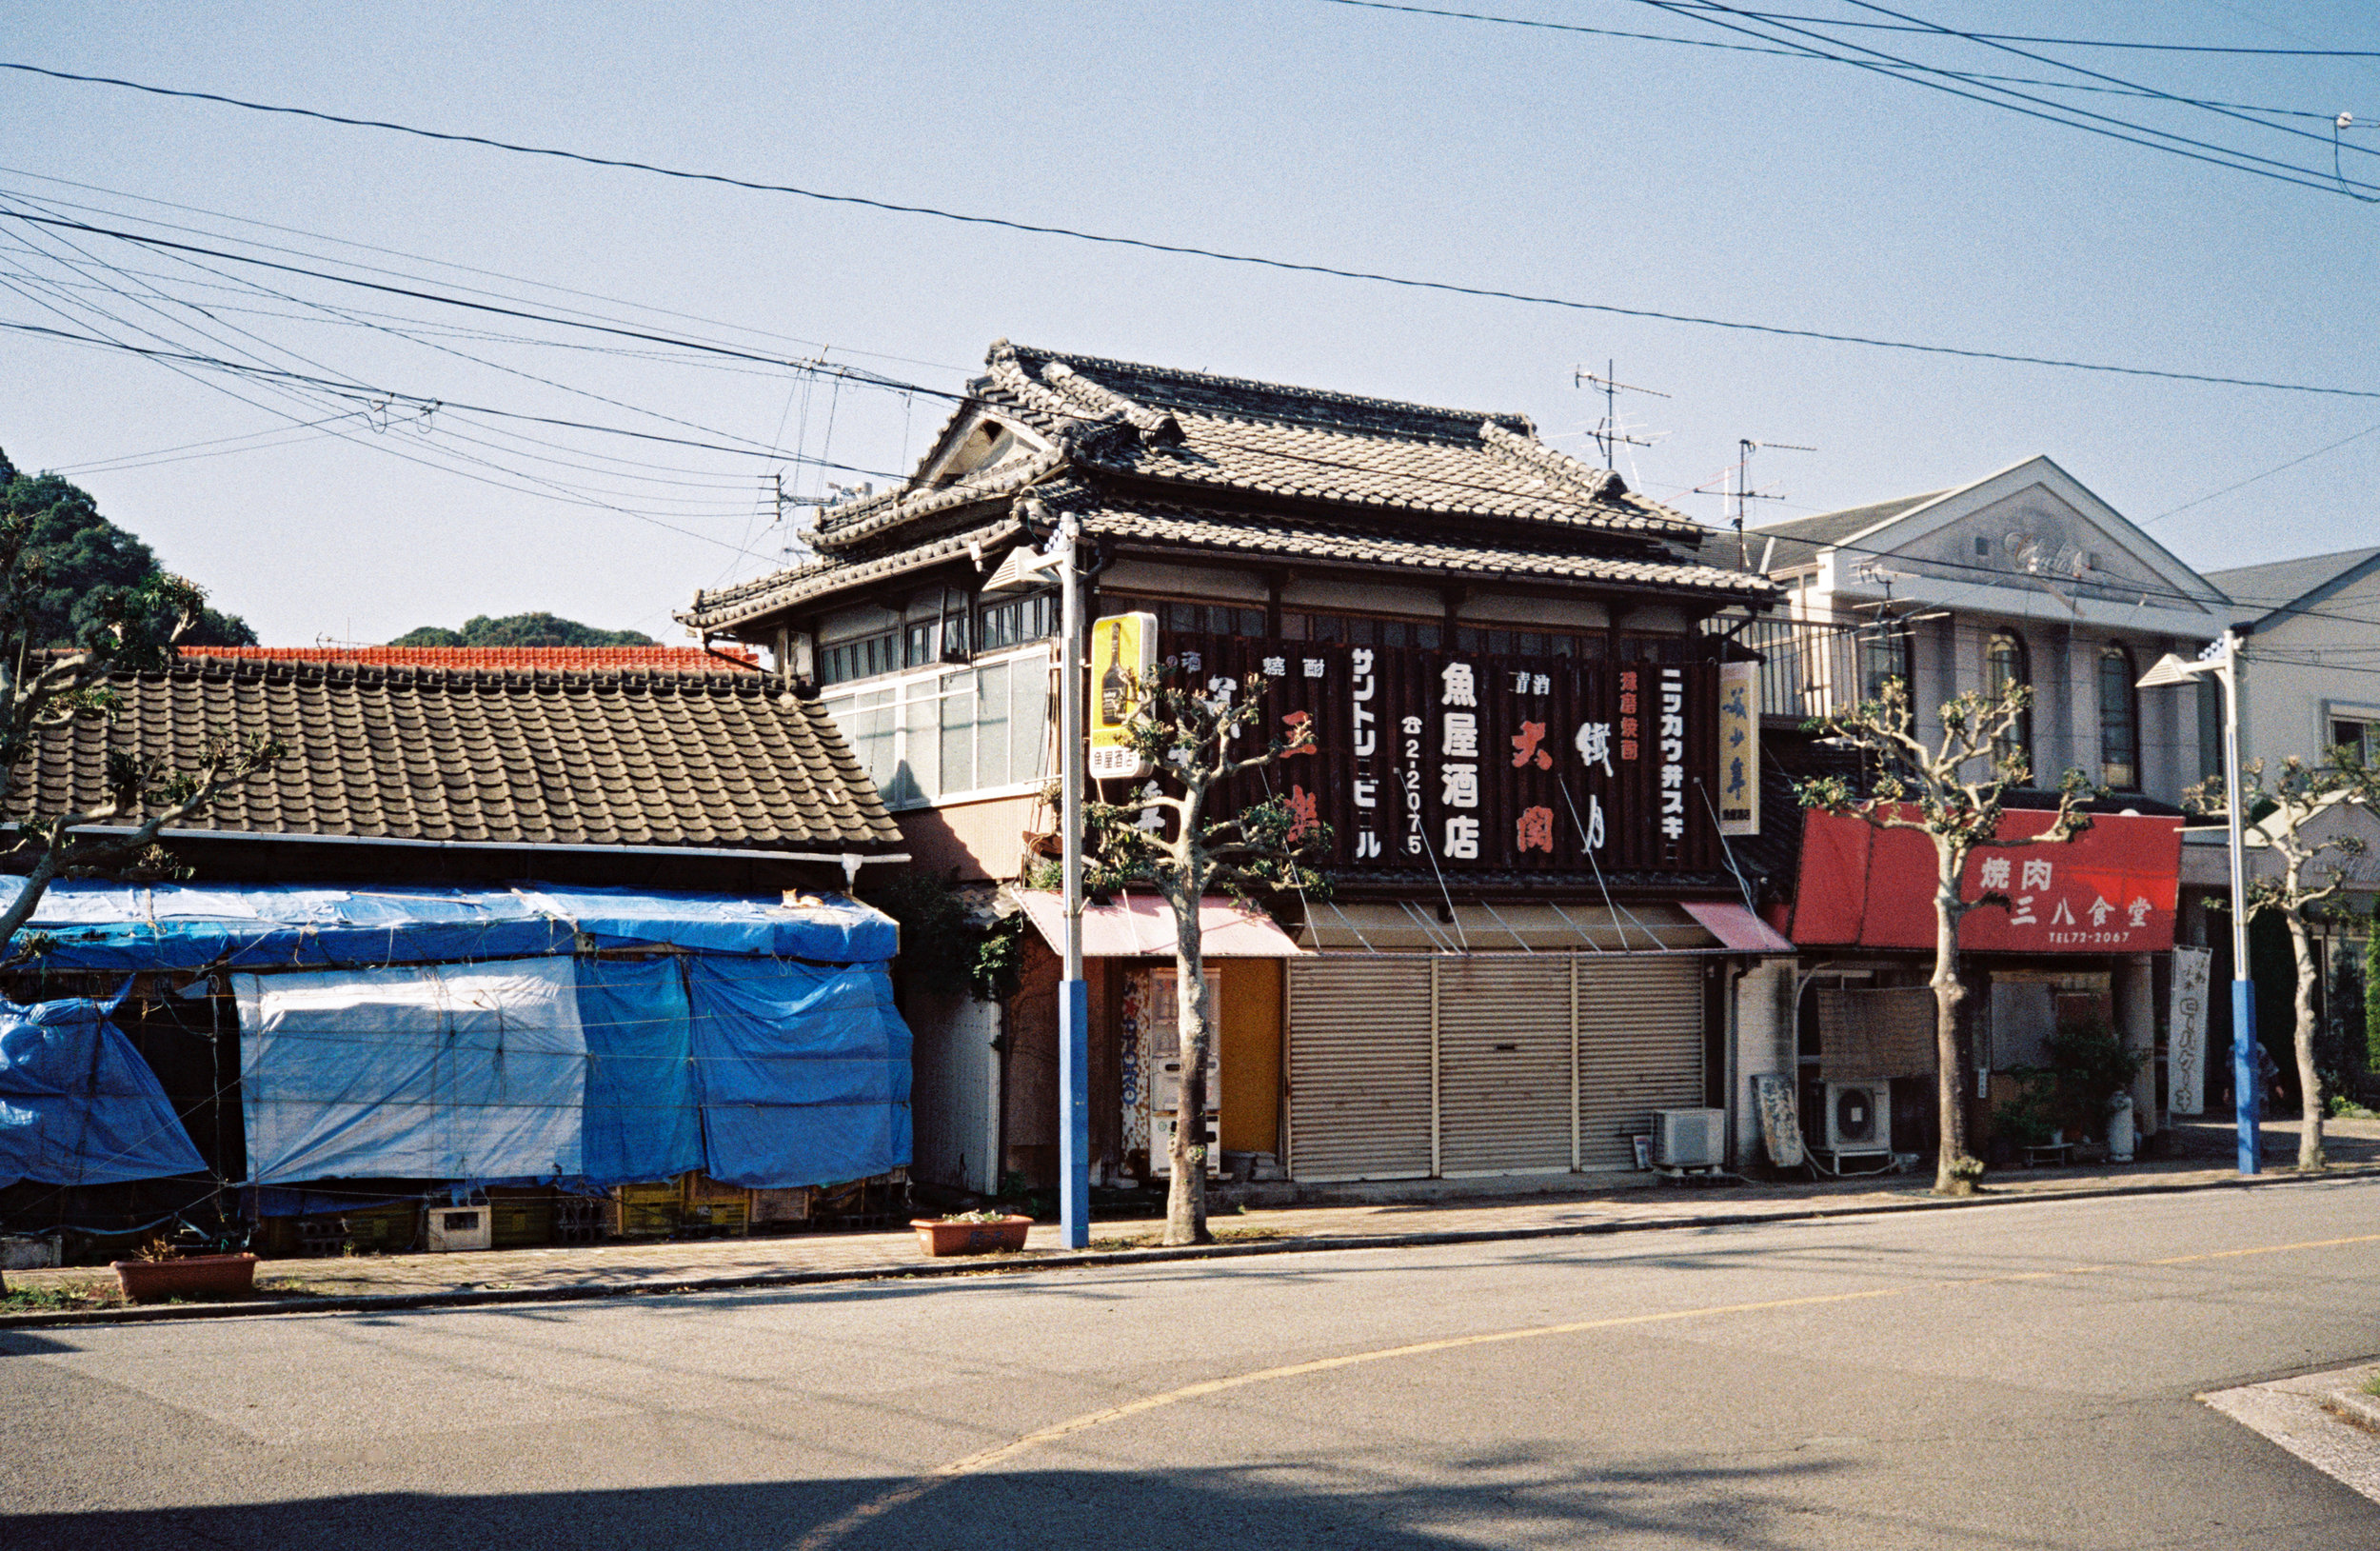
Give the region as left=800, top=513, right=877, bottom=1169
left=1121, top=633, right=1719, bottom=875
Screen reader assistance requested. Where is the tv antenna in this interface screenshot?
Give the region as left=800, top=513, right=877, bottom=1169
left=1698, top=438, right=1815, bottom=569
left=1573, top=361, right=1670, bottom=471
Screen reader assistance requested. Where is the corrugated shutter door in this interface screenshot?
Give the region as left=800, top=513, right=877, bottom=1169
left=1437, top=957, right=1573, bottom=1176
left=1576, top=959, right=1704, bottom=1170
left=1286, top=957, right=1434, bottom=1182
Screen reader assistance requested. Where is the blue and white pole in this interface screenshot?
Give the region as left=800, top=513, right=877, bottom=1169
left=1056, top=509, right=1092, bottom=1246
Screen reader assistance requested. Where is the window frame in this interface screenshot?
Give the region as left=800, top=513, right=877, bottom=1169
left=2097, top=642, right=2141, bottom=791
left=1985, top=628, right=2033, bottom=784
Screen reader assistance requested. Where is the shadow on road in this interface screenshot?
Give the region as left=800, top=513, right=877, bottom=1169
left=5, top=1453, right=1850, bottom=1550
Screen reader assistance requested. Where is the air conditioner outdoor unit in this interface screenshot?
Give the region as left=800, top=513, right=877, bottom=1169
left=426, top=1205, right=491, bottom=1253
left=1822, top=1082, right=1892, bottom=1155
left=1650, top=1108, right=1726, bottom=1168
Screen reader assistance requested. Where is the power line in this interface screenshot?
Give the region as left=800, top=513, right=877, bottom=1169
left=1626, top=0, right=2380, bottom=197
left=1658, top=5, right=2380, bottom=57
left=2147, top=419, right=2380, bottom=524
left=5, top=63, right=2379, bottom=397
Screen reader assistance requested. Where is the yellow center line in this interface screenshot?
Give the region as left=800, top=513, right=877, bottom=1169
left=790, top=1230, right=2380, bottom=1549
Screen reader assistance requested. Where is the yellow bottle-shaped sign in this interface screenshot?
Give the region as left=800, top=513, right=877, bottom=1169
left=1089, top=611, right=1157, bottom=779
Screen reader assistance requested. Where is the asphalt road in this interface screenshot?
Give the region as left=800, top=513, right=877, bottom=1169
left=8, top=1179, right=2380, bottom=1550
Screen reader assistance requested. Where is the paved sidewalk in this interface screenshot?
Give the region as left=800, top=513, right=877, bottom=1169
left=8, top=1115, right=2374, bottom=1326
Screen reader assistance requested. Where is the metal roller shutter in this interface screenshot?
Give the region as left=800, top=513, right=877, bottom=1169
left=1576, top=958, right=1705, bottom=1170
left=1286, top=957, right=1434, bottom=1182
left=1437, top=957, right=1574, bottom=1177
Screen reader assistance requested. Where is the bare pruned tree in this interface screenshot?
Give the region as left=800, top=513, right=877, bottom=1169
left=1796, top=675, right=2094, bottom=1195
left=1077, top=666, right=1327, bottom=1246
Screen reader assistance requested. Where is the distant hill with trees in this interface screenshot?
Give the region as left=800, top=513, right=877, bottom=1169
left=0, top=447, right=257, bottom=647
left=389, top=612, right=657, bottom=648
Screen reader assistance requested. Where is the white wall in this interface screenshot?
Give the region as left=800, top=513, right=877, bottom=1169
left=903, top=984, right=1003, bottom=1196
left=1733, top=962, right=1796, bottom=1165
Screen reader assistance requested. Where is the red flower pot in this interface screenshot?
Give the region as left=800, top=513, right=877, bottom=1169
left=110, top=1253, right=259, bottom=1303
left=911, top=1216, right=1033, bottom=1257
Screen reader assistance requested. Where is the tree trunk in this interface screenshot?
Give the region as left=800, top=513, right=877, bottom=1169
left=1161, top=884, right=1214, bottom=1246
left=1931, top=846, right=1974, bottom=1195
left=2286, top=905, right=2325, bottom=1170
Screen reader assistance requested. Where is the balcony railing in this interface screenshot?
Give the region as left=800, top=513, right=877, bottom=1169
left=1704, top=613, right=1896, bottom=723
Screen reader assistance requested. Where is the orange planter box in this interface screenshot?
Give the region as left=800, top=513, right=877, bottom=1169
left=911, top=1216, right=1032, bottom=1257
left=110, top=1253, right=258, bottom=1302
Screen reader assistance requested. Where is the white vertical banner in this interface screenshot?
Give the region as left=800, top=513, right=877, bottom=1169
left=2167, top=945, right=2212, bottom=1116
left=1716, top=660, right=1759, bottom=837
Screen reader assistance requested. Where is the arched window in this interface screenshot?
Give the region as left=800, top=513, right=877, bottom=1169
left=2099, top=643, right=2140, bottom=790
left=1986, top=629, right=2032, bottom=782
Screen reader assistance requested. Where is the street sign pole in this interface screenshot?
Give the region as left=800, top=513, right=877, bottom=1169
left=2139, top=632, right=2257, bottom=1175
left=1056, top=508, right=1091, bottom=1248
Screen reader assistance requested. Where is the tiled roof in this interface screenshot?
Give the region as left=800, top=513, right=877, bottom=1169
left=188, top=646, right=758, bottom=670
left=2203, top=546, right=2380, bottom=615
left=684, top=511, right=1026, bottom=632
left=1748, top=490, right=1952, bottom=573
left=692, top=341, right=1779, bottom=634
left=966, top=342, right=1701, bottom=538
left=1049, top=488, right=1774, bottom=601
left=9, top=658, right=902, bottom=853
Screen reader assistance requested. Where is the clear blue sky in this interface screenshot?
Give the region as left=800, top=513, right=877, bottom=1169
left=5, top=1, right=2376, bottom=642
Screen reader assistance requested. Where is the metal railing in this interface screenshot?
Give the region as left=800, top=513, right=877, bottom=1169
left=1704, top=613, right=1889, bottom=722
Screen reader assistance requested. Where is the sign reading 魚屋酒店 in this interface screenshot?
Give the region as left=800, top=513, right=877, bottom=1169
left=1132, top=633, right=1719, bottom=875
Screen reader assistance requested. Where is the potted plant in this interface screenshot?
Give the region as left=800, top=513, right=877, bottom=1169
left=911, top=1209, right=1033, bottom=1258
left=110, top=1235, right=258, bottom=1302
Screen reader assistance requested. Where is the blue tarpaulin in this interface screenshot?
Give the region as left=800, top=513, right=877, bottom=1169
left=0, top=993, right=205, bottom=1189
left=236, top=959, right=588, bottom=1184
left=5, top=881, right=898, bottom=971
left=687, top=956, right=912, bottom=1188
left=575, top=956, right=704, bottom=1187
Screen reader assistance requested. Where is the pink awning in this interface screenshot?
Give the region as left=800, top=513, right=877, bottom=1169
left=1015, top=890, right=1304, bottom=958
left=1681, top=900, right=1796, bottom=955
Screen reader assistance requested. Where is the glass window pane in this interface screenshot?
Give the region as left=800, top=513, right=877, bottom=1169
left=1013, top=656, right=1052, bottom=783
left=976, top=660, right=1011, bottom=786
left=900, top=681, right=939, bottom=805
left=940, top=670, right=976, bottom=797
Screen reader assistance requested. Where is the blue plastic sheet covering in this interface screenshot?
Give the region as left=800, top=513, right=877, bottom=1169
left=575, top=957, right=703, bottom=1187
left=686, top=955, right=912, bottom=1189
left=0, top=993, right=205, bottom=1189
left=2, top=880, right=897, bottom=971
left=236, top=959, right=587, bottom=1184
left=521, top=886, right=899, bottom=964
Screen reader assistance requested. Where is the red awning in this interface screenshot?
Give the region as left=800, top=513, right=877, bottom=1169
left=1015, top=890, right=1304, bottom=958
left=1681, top=900, right=1796, bottom=955
left=1791, top=807, right=2183, bottom=954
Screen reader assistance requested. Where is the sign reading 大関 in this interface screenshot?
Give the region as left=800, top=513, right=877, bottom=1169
left=1138, top=633, right=1719, bottom=875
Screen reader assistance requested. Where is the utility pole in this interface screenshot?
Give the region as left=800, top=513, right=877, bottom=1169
left=1573, top=362, right=1668, bottom=471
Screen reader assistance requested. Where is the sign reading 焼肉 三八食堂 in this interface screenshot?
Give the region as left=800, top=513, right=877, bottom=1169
left=1124, top=632, right=1721, bottom=875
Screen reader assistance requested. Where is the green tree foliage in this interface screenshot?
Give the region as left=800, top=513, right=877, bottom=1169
left=388, top=612, right=656, bottom=648
left=0, top=449, right=256, bottom=647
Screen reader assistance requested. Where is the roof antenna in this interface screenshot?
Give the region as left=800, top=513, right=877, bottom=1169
left=1700, top=438, right=1815, bottom=569
left=1573, top=361, right=1669, bottom=471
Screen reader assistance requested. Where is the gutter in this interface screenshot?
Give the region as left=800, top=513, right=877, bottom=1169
left=61, top=825, right=908, bottom=880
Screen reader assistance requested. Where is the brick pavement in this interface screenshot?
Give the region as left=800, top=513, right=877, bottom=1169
left=8, top=1114, right=2374, bottom=1324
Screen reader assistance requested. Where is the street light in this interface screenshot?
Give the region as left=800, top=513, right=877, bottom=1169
left=982, top=502, right=1091, bottom=1246
left=2137, top=630, right=2257, bottom=1175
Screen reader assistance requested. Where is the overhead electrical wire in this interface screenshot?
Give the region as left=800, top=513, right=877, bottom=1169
left=1321, top=0, right=2380, bottom=119
left=2, top=64, right=2376, bottom=397
left=1624, top=0, right=2380, bottom=197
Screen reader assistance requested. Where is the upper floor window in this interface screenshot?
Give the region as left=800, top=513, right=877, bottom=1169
left=2098, top=643, right=2140, bottom=790
left=1860, top=625, right=1913, bottom=705
left=1986, top=629, right=2033, bottom=783
left=820, top=587, right=1055, bottom=686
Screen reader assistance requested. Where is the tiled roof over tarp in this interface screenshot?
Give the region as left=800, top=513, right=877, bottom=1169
left=7, top=657, right=904, bottom=854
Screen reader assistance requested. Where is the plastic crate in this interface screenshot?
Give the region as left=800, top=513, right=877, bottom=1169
left=609, top=1181, right=680, bottom=1238
left=486, top=1187, right=555, bottom=1248
left=749, top=1186, right=813, bottom=1226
